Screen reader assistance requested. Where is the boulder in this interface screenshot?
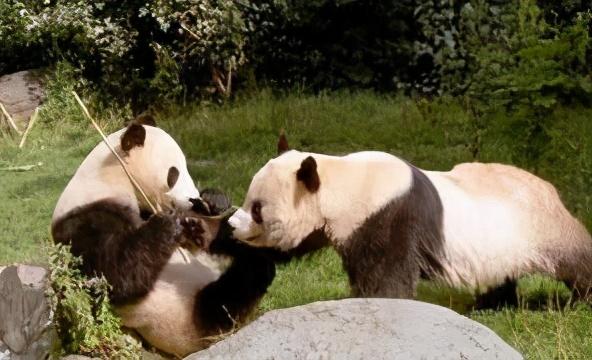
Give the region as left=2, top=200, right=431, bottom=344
left=186, top=298, right=522, bottom=360
left=0, top=265, right=55, bottom=360
left=0, top=70, right=46, bottom=128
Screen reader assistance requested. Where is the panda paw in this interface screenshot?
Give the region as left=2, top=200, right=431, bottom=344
left=180, top=216, right=207, bottom=248
left=146, top=212, right=184, bottom=242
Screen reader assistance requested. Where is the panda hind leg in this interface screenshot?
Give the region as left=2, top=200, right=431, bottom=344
left=193, top=249, right=275, bottom=336
left=474, top=277, right=518, bottom=310
left=557, top=263, right=592, bottom=302
left=547, top=243, right=592, bottom=302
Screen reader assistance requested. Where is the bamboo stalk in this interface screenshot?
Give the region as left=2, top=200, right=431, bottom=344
left=180, top=22, right=201, bottom=41
left=0, top=162, right=42, bottom=172
left=0, top=102, right=22, bottom=135
left=215, top=76, right=227, bottom=94
left=226, top=63, right=232, bottom=97
left=19, top=107, right=39, bottom=148
left=72, top=91, right=158, bottom=214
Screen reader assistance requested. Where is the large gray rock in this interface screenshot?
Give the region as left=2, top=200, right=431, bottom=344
left=0, top=70, right=46, bottom=127
left=0, top=265, right=55, bottom=360
left=187, top=299, right=522, bottom=360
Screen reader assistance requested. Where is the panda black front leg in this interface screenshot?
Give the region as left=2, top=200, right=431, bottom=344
left=98, top=211, right=185, bottom=305
left=104, top=214, right=183, bottom=304
left=194, top=248, right=276, bottom=335
left=54, top=200, right=186, bottom=305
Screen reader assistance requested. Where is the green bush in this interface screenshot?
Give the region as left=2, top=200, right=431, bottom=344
left=462, top=1, right=592, bottom=168
left=47, top=243, right=142, bottom=359
left=245, top=0, right=592, bottom=98
left=466, top=1, right=592, bottom=109
left=0, top=0, right=250, bottom=110
left=1, top=0, right=590, bottom=106
left=243, top=0, right=418, bottom=90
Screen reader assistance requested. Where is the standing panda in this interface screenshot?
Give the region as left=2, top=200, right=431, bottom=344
left=228, top=134, right=592, bottom=303
left=51, top=120, right=274, bottom=357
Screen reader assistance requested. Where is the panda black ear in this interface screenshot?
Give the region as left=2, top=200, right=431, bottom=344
left=297, top=156, right=320, bottom=193
left=134, top=113, right=157, bottom=127
left=277, top=129, right=289, bottom=156
left=121, top=123, right=146, bottom=152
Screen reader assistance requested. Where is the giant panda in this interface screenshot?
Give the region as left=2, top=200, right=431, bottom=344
left=228, top=134, right=592, bottom=304
left=51, top=120, right=275, bottom=357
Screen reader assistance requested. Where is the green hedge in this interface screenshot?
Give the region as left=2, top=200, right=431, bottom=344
left=1, top=0, right=590, bottom=110
left=0, top=0, right=249, bottom=110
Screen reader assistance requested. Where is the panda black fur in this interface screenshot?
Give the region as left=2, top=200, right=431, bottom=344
left=229, top=135, right=592, bottom=304
left=51, top=121, right=274, bottom=356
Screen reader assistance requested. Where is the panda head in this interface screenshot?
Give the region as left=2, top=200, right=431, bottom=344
left=118, top=122, right=199, bottom=213
left=228, top=134, right=326, bottom=250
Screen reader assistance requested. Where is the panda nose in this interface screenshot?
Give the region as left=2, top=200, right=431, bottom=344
left=228, top=208, right=261, bottom=242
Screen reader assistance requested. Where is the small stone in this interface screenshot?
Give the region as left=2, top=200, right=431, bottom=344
left=0, top=265, right=55, bottom=360
left=0, top=348, right=11, bottom=360
left=16, top=265, right=47, bottom=288
left=186, top=298, right=523, bottom=360
left=0, top=338, right=9, bottom=360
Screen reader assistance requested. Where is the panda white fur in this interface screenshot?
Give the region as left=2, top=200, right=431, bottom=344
left=52, top=121, right=274, bottom=357
left=229, top=135, right=592, bottom=303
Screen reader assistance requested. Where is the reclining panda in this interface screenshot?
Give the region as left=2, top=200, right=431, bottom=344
left=229, top=134, right=592, bottom=304
left=51, top=120, right=274, bottom=357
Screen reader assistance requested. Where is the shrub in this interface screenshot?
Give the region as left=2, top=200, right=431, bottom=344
left=463, top=1, right=592, bottom=167
left=466, top=1, right=592, bottom=109
left=1, top=0, right=590, bottom=104
left=244, top=0, right=592, bottom=99
left=47, top=243, right=142, bottom=359
left=243, top=0, right=419, bottom=90
left=0, top=0, right=250, bottom=110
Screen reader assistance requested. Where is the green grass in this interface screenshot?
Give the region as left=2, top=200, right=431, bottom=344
left=0, top=68, right=127, bottom=264
left=1, top=84, right=592, bottom=359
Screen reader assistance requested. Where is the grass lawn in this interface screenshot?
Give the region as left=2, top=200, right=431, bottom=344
left=1, top=85, right=592, bottom=359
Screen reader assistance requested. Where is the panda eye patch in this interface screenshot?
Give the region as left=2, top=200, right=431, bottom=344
left=251, top=201, right=263, bottom=224
left=167, top=166, right=179, bottom=189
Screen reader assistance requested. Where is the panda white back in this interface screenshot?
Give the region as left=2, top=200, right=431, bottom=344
left=426, top=163, right=592, bottom=289
left=425, top=168, right=546, bottom=288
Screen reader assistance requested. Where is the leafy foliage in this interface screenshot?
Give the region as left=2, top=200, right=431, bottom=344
left=464, top=1, right=592, bottom=167
left=1, top=0, right=590, bottom=104
left=243, top=0, right=419, bottom=90
left=0, top=0, right=250, bottom=109
left=46, top=243, right=142, bottom=358
left=466, top=1, right=592, bottom=109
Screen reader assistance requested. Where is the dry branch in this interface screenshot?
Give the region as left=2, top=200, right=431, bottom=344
left=19, top=107, right=39, bottom=148
left=226, top=63, right=232, bottom=97
left=0, top=162, right=42, bottom=172
left=0, top=102, right=22, bottom=135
